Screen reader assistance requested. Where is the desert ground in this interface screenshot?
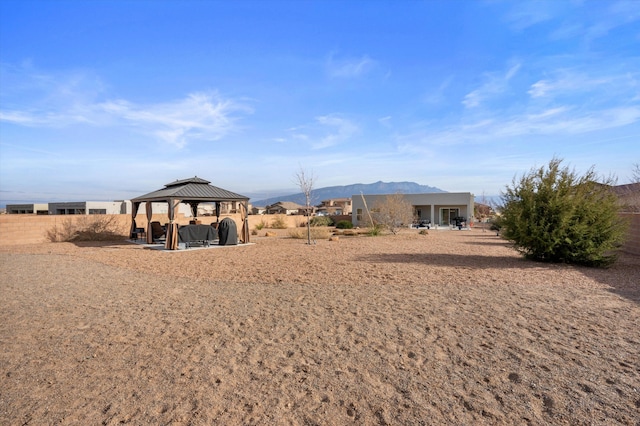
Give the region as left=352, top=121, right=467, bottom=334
left=0, top=228, right=638, bottom=425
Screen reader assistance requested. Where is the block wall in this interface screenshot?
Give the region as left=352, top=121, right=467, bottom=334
left=0, top=213, right=307, bottom=246
left=620, top=213, right=640, bottom=256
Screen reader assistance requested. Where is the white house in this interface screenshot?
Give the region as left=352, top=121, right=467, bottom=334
left=351, top=192, right=474, bottom=227
left=46, top=201, right=192, bottom=216
left=6, top=203, right=49, bottom=214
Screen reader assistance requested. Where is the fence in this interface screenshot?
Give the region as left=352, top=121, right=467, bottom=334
left=620, top=213, right=640, bottom=256
left=0, top=213, right=309, bottom=246
left=2, top=213, right=639, bottom=256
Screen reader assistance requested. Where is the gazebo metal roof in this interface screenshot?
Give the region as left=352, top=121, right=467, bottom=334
left=132, top=177, right=249, bottom=202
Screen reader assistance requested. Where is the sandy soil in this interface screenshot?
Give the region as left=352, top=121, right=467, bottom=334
left=1, top=228, right=639, bottom=425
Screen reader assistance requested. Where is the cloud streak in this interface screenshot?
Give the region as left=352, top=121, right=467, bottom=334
left=462, top=63, right=521, bottom=108
left=0, top=67, right=251, bottom=148
left=326, top=53, right=376, bottom=78
left=397, top=105, right=640, bottom=150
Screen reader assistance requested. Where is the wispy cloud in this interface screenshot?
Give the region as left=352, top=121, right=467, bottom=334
left=313, top=115, right=358, bottom=149
left=397, top=105, right=640, bottom=149
left=423, top=76, right=453, bottom=105
left=0, top=65, right=251, bottom=148
left=286, top=115, right=359, bottom=149
left=97, top=93, right=250, bottom=148
left=326, top=53, right=376, bottom=78
left=528, top=69, right=638, bottom=100
left=503, top=1, right=562, bottom=31
left=462, top=63, right=521, bottom=108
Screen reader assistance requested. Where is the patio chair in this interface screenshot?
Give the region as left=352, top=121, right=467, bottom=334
left=131, top=219, right=146, bottom=240
left=151, top=221, right=166, bottom=241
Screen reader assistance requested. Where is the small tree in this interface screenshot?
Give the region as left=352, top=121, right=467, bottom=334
left=294, top=166, right=316, bottom=244
left=500, top=158, right=627, bottom=267
left=372, top=193, right=415, bottom=235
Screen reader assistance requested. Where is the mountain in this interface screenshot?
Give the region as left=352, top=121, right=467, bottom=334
left=251, top=181, right=446, bottom=206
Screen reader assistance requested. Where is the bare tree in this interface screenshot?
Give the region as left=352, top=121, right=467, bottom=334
left=294, top=166, right=316, bottom=244
left=372, top=193, right=415, bottom=235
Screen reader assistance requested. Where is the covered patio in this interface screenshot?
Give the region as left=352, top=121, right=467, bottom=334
left=130, top=177, right=250, bottom=250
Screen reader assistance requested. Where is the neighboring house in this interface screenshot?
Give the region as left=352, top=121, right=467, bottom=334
left=250, top=206, right=266, bottom=215
left=6, top=203, right=49, bottom=214
left=196, top=201, right=245, bottom=216
left=48, top=201, right=133, bottom=215
left=316, top=198, right=352, bottom=216
left=352, top=192, right=475, bottom=227
left=264, top=201, right=310, bottom=215
left=46, top=201, right=192, bottom=216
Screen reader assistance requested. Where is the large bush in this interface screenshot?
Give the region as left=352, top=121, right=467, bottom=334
left=499, top=158, right=627, bottom=267
left=310, top=216, right=334, bottom=227
left=335, top=220, right=353, bottom=229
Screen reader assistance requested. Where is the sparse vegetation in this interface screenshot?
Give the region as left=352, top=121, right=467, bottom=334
left=47, top=215, right=126, bottom=242
left=254, top=218, right=267, bottom=230
left=270, top=215, right=288, bottom=229
left=288, top=227, right=332, bottom=240
left=367, top=224, right=383, bottom=236
left=500, top=158, right=627, bottom=267
left=372, top=193, right=414, bottom=235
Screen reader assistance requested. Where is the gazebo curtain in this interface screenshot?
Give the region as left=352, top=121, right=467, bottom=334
left=165, top=198, right=182, bottom=250
left=146, top=202, right=154, bottom=244
left=240, top=202, right=250, bottom=243
left=130, top=201, right=141, bottom=238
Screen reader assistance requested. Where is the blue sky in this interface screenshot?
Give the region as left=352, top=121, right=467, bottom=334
left=1, top=0, right=639, bottom=205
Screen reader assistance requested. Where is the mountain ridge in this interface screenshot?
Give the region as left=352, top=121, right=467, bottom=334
left=251, top=181, right=446, bottom=206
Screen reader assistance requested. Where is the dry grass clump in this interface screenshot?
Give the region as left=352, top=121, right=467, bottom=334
left=287, top=227, right=332, bottom=240
left=333, top=228, right=370, bottom=236
left=254, top=218, right=268, bottom=230
left=270, top=215, right=288, bottom=229
left=47, top=216, right=126, bottom=242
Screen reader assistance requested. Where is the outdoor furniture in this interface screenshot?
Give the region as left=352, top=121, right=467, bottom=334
left=131, top=219, right=146, bottom=240
left=178, top=224, right=218, bottom=249
left=151, top=221, right=166, bottom=241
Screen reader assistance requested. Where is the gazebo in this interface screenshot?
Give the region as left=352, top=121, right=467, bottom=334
left=131, top=177, right=250, bottom=250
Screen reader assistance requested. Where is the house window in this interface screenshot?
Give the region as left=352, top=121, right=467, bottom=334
left=89, top=209, right=107, bottom=214
left=356, top=208, right=363, bottom=221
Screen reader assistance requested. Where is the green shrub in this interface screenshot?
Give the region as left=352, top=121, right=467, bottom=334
left=335, top=220, right=353, bottom=229
left=489, top=216, right=503, bottom=233
left=310, top=216, right=334, bottom=227
left=254, top=218, right=267, bottom=230
left=500, top=158, right=627, bottom=267
left=367, top=224, right=383, bottom=236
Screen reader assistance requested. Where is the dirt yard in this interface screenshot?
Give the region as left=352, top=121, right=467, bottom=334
left=1, top=229, right=638, bottom=425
